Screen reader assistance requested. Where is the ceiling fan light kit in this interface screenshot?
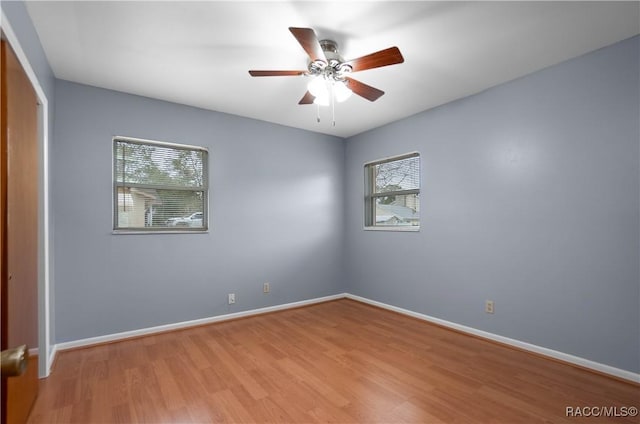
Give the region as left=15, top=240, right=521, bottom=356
left=306, top=39, right=353, bottom=107
left=249, top=27, right=404, bottom=126
left=307, top=77, right=352, bottom=106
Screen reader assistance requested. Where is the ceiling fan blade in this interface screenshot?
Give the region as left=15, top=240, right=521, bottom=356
left=249, top=70, right=307, bottom=77
left=344, top=77, right=385, bottom=102
left=289, top=27, right=326, bottom=62
left=344, top=47, right=404, bottom=72
left=298, top=91, right=316, bottom=105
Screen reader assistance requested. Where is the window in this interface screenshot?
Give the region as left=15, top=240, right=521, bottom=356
left=113, top=136, right=208, bottom=232
left=364, top=152, right=420, bottom=230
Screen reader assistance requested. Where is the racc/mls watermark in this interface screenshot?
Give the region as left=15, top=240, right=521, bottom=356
left=566, top=406, right=638, bottom=418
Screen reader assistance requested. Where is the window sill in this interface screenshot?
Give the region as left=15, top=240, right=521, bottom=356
left=364, top=226, right=420, bottom=232
left=112, top=229, right=209, bottom=235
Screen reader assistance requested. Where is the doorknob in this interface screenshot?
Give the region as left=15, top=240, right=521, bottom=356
left=1, top=345, right=28, bottom=377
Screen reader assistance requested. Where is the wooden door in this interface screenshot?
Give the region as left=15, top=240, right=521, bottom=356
left=1, top=39, right=40, bottom=424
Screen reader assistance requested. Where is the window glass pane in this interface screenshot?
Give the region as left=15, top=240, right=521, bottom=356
left=115, top=141, right=205, bottom=188
left=117, top=188, right=205, bottom=229
left=374, top=155, right=419, bottom=193
left=374, top=194, right=420, bottom=227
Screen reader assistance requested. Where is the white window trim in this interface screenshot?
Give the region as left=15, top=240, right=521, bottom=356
left=112, top=135, right=209, bottom=234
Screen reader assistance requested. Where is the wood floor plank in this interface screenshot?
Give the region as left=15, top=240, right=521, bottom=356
left=28, top=299, right=639, bottom=423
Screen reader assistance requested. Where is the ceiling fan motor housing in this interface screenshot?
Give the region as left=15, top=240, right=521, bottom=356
left=319, top=40, right=339, bottom=57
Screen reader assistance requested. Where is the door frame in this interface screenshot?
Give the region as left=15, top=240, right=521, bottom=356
left=1, top=12, right=52, bottom=378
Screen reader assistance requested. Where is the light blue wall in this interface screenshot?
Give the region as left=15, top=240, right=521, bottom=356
left=2, top=0, right=57, bottom=348
left=344, top=36, right=640, bottom=373
left=52, top=81, right=345, bottom=342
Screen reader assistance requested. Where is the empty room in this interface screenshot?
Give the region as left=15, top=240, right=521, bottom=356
left=1, top=1, right=639, bottom=423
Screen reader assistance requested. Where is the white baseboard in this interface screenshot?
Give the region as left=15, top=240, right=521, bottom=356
left=23, top=346, right=56, bottom=378
left=47, top=344, right=57, bottom=373
left=345, top=293, right=640, bottom=384
left=55, top=293, right=346, bottom=352
left=51, top=292, right=639, bottom=384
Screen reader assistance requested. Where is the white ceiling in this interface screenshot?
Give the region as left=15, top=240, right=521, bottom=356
left=26, top=1, right=640, bottom=138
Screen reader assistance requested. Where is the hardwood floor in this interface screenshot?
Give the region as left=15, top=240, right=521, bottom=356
left=28, top=299, right=639, bottom=423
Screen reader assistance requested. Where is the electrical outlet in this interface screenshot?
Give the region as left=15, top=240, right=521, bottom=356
left=485, top=300, right=494, bottom=314
left=228, top=293, right=236, bottom=305
left=263, top=282, right=270, bottom=293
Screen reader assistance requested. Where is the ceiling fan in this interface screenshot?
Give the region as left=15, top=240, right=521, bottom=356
left=249, top=27, right=404, bottom=107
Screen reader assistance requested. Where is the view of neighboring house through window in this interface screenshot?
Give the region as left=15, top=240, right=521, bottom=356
left=113, top=136, right=208, bottom=231
left=364, top=152, right=420, bottom=229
